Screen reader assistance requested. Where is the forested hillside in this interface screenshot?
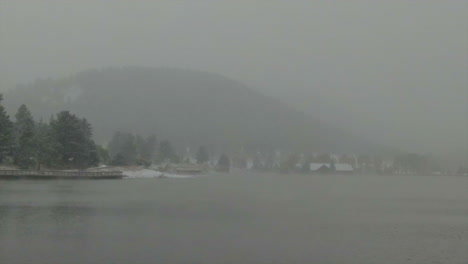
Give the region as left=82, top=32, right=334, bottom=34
left=5, top=67, right=386, bottom=155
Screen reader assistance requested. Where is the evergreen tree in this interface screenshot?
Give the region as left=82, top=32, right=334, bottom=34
left=317, top=153, right=332, bottom=163
left=196, top=146, right=209, bottom=164
left=339, top=154, right=355, bottom=166
left=51, top=111, right=80, bottom=167
left=14, top=104, right=36, bottom=168
left=50, top=111, right=98, bottom=169
left=110, top=153, right=127, bottom=166
left=157, top=140, right=177, bottom=163
left=330, top=159, right=336, bottom=171
left=358, top=155, right=371, bottom=171
left=302, top=155, right=314, bottom=173
left=264, top=153, right=275, bottom=170
left=107, top=131, right=124, bottom=158
left=96, top=145, right=110, bottom=165
left=79, top=118, right=99, bottom=167
left=34, top=120, right=60, bottom=169
left=141, top=134, right=157, bottom=162
left=217, top=153, right=230, bottom=172
left=0, top=94, right=14, bottom=163
left=280, top=153, right=300, bottom=173
left=135, top=134, right=146, bottom=159
left=120, top=133, right=137, bottom=164
left=253, top=155, right=262, bottom=170
left=107, top=132, right=137, bottom=165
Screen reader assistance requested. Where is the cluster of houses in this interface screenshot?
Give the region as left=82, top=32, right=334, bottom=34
left=230, top=151, right=369, bottom=174
left=179, top=148, right=464, bottom=176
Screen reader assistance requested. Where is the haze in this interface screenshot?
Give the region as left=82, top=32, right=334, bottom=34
left=1, top=0, right=467, bottom=163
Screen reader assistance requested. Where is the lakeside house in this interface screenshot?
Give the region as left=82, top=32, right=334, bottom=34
left=334, top=163, right=354, bottom=174
left=309, top=163, right=354, bottom=174
left=309, top=163, right=331, bottom=173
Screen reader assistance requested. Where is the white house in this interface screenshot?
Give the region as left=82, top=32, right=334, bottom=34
left=309, top=163, right=331, bottom=173
left=334, top=163, right=354, bottom=174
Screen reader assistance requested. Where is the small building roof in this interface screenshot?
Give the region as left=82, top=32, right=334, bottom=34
left=309, top=163, right=330, bottom=171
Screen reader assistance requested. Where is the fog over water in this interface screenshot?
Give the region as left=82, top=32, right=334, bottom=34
left=1, top=2, right=467, bottom=263
left=1, top=173, right=467, bottom=264
left=1, top=1, right=467, bottom=163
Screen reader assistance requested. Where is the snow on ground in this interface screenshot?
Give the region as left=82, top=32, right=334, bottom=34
left=121, top=168, right=194, bottom=179
left=122, top=169, right=194, bottom=179
left=121, top=168, right=162, bottom=178
left=87, top=165, right=195, bottom=179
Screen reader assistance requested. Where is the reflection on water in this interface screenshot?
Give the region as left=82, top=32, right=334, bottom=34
left=0, top=185, right=94, bottom=240
left=0, top=204, right=92, bottom=238
left=0, top=174, right=467, bottom=264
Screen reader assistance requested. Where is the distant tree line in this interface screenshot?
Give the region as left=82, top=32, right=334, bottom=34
left=107, top=132, right=160, bottom=166
left=1, top=94, right=233, bottom=171
left=392, top=153, right=439, bottom=175
left=0, top=94, right=100, bottom=169
left=106, top=132, right=224, bottom=167
left=236, top=149, right=443, bottom=175
left=3, top=94, right=446, bottom=174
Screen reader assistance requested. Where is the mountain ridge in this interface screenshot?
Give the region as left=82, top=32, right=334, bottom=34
left=4, top=67, right=390, bottom=155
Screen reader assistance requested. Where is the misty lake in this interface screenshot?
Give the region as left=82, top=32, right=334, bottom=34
left=1, top=172, right=467, bottom=264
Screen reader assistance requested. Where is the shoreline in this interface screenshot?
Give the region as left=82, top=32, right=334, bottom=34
left=0, top=169, right=123, bottom=180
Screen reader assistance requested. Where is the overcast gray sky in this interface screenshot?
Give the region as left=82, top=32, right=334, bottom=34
left=1, top=0, right=467, bottom=161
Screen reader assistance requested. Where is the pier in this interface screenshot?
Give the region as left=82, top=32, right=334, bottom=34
left=0, top=170, right=123, bottom=180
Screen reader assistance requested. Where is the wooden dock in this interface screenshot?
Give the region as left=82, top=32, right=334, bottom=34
left=0, top=170, right=123, bottom=180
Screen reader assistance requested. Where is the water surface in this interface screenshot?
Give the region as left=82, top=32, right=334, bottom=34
left=1, top=172, right=467, bottom=264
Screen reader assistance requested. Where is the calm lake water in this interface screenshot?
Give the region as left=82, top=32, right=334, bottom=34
left=1, top=172, right=467, bottom=264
